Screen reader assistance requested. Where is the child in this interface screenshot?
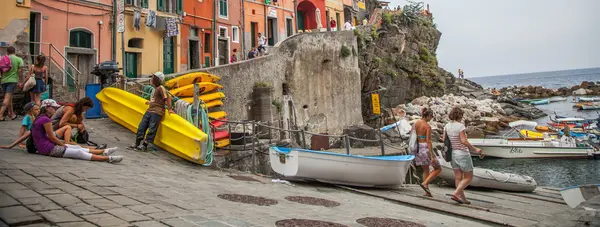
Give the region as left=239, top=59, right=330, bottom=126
left=1, top=102, right=39, bottom=149
left=128, top=72, right=174, bottom=151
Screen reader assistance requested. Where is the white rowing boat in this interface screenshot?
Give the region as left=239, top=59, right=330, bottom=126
left=468, top=138, right=597, bottom=158
left=560, top=184, right=600, bottom=209
left=549, top=96, right=567, bottom=102
left=437, top=157, right=537, bottom=192
left=269, top=147, right=414, bottom=188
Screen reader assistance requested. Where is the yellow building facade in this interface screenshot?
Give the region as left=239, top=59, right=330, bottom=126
left=0, top=0, right=31, bottom=45
left=325, top=0, right=344, bottom=30
left=116, top=0, right=182, bottom=77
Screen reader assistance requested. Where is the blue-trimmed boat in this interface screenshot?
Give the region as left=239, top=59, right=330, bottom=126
left=269, top=147, right=414, bottom=188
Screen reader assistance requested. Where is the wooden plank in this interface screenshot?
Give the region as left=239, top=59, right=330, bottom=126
left=336, top=185, right=538, bottom=227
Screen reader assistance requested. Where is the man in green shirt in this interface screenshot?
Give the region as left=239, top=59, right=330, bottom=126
left=1, top=46, right=24, bottom=121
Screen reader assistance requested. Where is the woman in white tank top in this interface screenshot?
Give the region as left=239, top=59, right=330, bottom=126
left=443, top=107, right=483, bottom=204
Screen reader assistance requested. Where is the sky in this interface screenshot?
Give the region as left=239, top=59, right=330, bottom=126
left=386, top=0, right=600, bottom=78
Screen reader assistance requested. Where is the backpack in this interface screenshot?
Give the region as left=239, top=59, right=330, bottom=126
left=72, top=130, right=98, bottom=147
left=26, top=136, right=37, bottom=154
left=0, top=55, right=12, bottom=73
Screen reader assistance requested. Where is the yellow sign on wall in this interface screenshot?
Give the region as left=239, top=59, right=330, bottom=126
left=358, top=1, right=366, bottom=9
left=371, top=93, right=381, bottom=115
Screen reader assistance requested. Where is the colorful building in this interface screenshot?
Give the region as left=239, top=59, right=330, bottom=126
left=181, top=0, right=214, bottom=69
left=325, top=0, right=344, bottom=31
left=214, top=0, right=242, bottom=65
left=116, top=0, right=183, bottom=77
left=296, top=0, right=326, bottom=31
left=243, top=0, right=295, bottom=56
left=0, top=0, right=30, bottom=49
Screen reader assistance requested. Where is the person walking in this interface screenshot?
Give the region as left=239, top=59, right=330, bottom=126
left=344, top=20, right=353, bottom=30
left=230, top=48, right=238, bottom=63
left=26, top=55, right=48, bottom=106
left=414, top=108, right=441, bottom=197
left=128, top=72, right=174, bottom=151
left=330, top=18, right=337, bottom=31
left=443, top=107, right=483, bottom=204
left=257, top=33, right=266, bottom=56
left=0, top=46, right=24, bottom=121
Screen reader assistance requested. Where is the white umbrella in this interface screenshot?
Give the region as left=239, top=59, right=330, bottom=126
left=315, top=8, right=322, bottom=30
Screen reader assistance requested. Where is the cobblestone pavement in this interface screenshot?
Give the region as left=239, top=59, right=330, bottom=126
left=0, top=119, right=487, bottom=227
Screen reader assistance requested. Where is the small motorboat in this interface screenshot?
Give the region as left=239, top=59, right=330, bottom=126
left=549, top=96, right=567, bottom=102
left=530, top=99, right=550, bottom=105
left=560, top=184, right=600, bottom=209
left=469, top=137, right=597, bottom=158
left=437, top=157, right=537, bottom=192
left=577, top=97, right=600, bottom=102
left=580, top=104, right=600, bottom=110
left=269, top=147, right=415, bottom=188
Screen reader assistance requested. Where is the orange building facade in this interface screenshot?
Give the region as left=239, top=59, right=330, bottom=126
left=31, top=0, right=113, bottom=85
left=243, top=0, right=295, bottom=56
left=181, top=0, right=214, bottom=69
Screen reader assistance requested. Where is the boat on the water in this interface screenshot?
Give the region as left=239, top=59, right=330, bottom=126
left=530, top=99, right=550, bottom=105
left=437, top=157, right=537, bottom=192
left=580, top=104, right=600, bottom=110
left=469, top=138, right=597, bottom=158
left=577, top=97, right=600, bottom=102
left=560, top=184, right=600, bottom=209
left=269, top=147, right=414, bottom=188
left=549, top=96, right=567, bottom=102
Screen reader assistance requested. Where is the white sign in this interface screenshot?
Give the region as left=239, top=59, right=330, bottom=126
left=268, top=7, right=277, bottom=18
left=117, top=0, right=124, bottom=13
left=117, top=14, right=125, bottom=33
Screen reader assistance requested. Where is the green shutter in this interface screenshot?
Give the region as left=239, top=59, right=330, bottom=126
left=157, top=0, right=165, bottom=11
left=176, top=0, right=182, bottom=14
left=142, top=0, right=148, bottom=8
left=219, top=0, right=227, bottom=17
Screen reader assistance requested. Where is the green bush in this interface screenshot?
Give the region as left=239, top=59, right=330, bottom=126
left=272, top=100, right=283, bottom=113
left=340, top=45, right=352, bottom=58
left=371, top=30, right=378, bottom=39
left=254, top=82, right=271, bottom=88
left=382, top=13, right=392, bottom=25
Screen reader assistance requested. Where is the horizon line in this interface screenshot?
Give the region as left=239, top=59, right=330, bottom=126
left=467, top=66, right=600, bottom=79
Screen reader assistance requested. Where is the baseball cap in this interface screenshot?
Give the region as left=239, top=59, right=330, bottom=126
left=23, top=102, right=36, bottom=112
left=149, top=71, right=165, bottom=83
left=41, top=99, right=61, bottom=108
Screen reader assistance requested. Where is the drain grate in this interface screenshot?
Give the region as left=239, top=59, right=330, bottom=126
left=217, top=194, right=278, bottom=206
left=285, top=196, right=341, bottom=207
left=356, top=217, right=426, bottom=227
left=228, top=175, right=261, bottom=182
left=275, top=219, right=348, bottom=227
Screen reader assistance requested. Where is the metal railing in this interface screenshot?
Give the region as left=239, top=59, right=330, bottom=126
left=22, top=41, right=82, bottom=100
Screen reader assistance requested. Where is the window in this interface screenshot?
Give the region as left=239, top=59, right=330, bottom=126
left=191, top=27, right=199, bottom=37
left=125, top=0, right=147, bottom=8
left=219, top=27, right=227, bottom=37
left=232, top=26, right=239, bottom=43
left=204, top=33, right=211, bottom=53
left=69, top=30, right=92, bottom=48
left=158, top=0, right=182, bottom=14
left=219, top=0, right=228, bottom=18
left=128, top=38, right=144, bottom=48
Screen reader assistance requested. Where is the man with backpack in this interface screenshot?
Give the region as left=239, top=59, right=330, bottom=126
left=0, top=46, right=24, bottom=121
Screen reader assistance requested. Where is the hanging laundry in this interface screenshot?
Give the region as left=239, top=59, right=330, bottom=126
left=133, top=10, right=141, bottom=31
left=165, top=18, right=179, bottom=37
left=145, top=10, right=156, bottom=28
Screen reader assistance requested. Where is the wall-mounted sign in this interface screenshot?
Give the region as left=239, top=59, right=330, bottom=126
left=117, top=0, right=125, bottom=33
left=357, top=0, right=365, bottom=9
left=268, top=7, right=277, bottom=18
left=371, top=93, right=381, bottom=115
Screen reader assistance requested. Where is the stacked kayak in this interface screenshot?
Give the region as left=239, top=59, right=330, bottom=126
left=165, top=72, right=230, bottom=148
left=97, top=88, right=209, bottom=164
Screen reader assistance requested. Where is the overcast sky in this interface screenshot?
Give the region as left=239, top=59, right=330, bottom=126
left=387, top=0, right=600, bottom=78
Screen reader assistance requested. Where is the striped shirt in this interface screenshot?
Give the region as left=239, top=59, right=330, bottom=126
left=444, top=122, right=469, bottom=155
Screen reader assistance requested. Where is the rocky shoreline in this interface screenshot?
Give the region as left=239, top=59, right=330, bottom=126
left=499, top=81, right=600, bottom=99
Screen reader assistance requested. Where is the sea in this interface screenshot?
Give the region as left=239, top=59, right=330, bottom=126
left=468, top=67, right=600, bottom=188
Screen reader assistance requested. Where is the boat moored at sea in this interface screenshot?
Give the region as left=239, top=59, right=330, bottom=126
left=269, top=147, right=414, bottom=188
left=469, top=138, right=597, bottom=158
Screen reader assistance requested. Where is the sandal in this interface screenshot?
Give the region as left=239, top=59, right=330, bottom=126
left=10, top=115, right=17, bottom=120
left=451, top=195, right=464, bottom=204
left=419, top=183, right=432, bottom=196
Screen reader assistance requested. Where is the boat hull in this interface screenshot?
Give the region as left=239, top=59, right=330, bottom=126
left=97, top=88, right=209, bottom=164
left=269, top=147, right=414, bottom=188
left=437, top=158, right=537, bottom=192
left=469, top=139, right=596, bottom=158
left=560, top=185, right=600, bottom=208
left=165, top=72, right=221, bottom=88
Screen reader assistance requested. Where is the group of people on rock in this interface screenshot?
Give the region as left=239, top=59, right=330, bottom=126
left=411, top=106, right=483, bottom=204
left=1, top=47, right=123, bottom=163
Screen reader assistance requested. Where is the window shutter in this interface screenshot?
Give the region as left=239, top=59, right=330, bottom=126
left=157, top=0, right=165, bottom=11
left=177, top=0, right=182, bottom=14
left=142, top=0, right=148, bottom=8
left=224, top=0, right=228, bottom=16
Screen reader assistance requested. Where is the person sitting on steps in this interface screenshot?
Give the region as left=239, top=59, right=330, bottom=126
left=128, top=72, right=174, bottom=151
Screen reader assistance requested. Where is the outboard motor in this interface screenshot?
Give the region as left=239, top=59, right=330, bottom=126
left=91, top=61, right=119, bottom=89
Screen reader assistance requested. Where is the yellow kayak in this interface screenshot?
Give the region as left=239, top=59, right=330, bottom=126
left=165, top=72, right=221, bottom=88
left=215, top=138, right=230, bottom=148
left=520, top=129, right=544, bottom=138
left=97, top=88, right=209, bottom=164
left=179, top=92, right=226, bottom=103
left=208, top=111, right=227, bottom=120
left=169, top=82, right=223, bottom=97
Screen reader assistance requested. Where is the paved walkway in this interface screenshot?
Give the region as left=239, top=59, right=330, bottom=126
left=0, top=119, right=494, bottom=226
